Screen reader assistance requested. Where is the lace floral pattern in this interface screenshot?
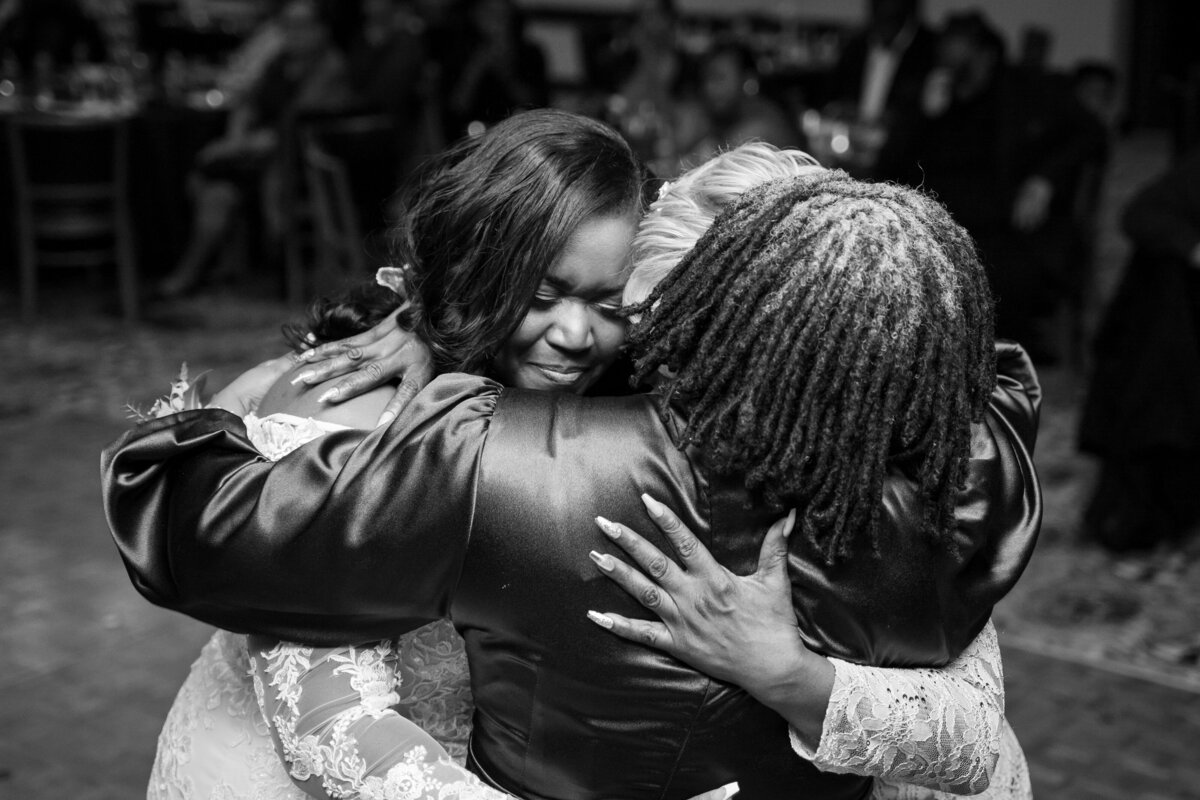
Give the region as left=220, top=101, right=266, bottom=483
left=149, top=413, right=490, bottom=800
left=243, top=412, right=340, bottom=461
left=870, top=720, right=1031, bottom=800
left=794, top=621, right=1031, bottom=799
left=148, top=629, right=309, bottom=800
left=252, top=637, right=500, bottom=800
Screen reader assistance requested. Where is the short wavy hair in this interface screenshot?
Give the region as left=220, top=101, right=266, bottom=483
left=625, top=142, right=821, bottom=307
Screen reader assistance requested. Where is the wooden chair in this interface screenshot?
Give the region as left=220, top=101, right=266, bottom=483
left=6, top=112, right=139, bottom=322
left=280, top=112, right=400, bottom=303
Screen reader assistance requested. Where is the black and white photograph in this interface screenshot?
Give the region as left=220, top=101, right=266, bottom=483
left=2, top=0, right=1199, bottom=798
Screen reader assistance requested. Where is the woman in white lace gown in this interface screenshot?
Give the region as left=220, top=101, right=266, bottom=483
left=144, top=125, right=1031, bottom=799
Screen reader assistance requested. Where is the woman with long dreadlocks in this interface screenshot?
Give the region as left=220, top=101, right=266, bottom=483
left=588, top=142, right=1035, bottom=798
left=103, top=144, right=1038, bottom=799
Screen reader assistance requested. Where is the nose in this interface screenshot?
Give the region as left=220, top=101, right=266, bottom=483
left=544, top=299, right=594, bottom=353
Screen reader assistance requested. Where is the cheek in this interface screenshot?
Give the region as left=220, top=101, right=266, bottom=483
left=592, top=316, right=629, bottom=362
left=501, top=309, right=548, bottom=357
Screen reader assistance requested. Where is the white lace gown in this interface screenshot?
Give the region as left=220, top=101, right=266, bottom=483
left=147, top=412, right=1031, bottom=800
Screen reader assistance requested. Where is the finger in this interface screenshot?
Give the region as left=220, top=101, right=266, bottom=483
left=376, top=364, right=433, bottom=427
left=298, top=333, right=377, bottom=363
left=756, top=508, right=796, bottom=579
left=640, top=494, right=720, bottom=576
left=316, top=362, right=387, bottom=404
left=588, top=547, right=679, bottom=618
left=594, top=517, right=683, bottom=589
left=586, top=610, right=673, bottom=652
left=292, top=351, right=376, bottom=388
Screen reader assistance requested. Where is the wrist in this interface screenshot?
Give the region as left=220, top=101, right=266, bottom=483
left=744, top=642, right=833, bottom=750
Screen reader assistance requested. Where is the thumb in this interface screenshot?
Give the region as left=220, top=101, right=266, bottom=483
left=755, top=508, right=795, bottom=579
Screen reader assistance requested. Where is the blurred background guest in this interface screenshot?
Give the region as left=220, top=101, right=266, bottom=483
left=442, top=0, right=547, bottom=140
left=211, top=0, right=289, bottom=108
left=674, top=40, right=799, bottom=170
left=913, top=10, right=1106, bottom=358
left=592, top=0, right=684, bottom=166
left=343, top=0, right=426, bottom=120
left=1077, top=148, right=1200, bottom=555
left=155, top=0, right=353, bottom=300
left=823, top=0, right=934, bottom=181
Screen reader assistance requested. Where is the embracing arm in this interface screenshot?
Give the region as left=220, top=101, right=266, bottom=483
left=590, top=503, right=1004, bottom=795
left=101, top=374, right=501, bottom=644
left=248, top=634, right=507, bottom=800
left=795, top=621, right=1004, bottom=795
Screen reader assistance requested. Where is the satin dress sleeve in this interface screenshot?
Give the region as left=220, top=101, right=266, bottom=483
left=102, top=373, right=503, bottom=645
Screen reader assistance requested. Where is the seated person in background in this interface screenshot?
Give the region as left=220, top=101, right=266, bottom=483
left=913, top=10, right=1106, bottom=358
left=155, top=0, right=353, bottom=300
left=1078, top=148, right=1200, bottom=554
left=213, top=0, right=289, bottom=107
left=673, top=40, right=801, bottom=173
left=442, top=0, right=547, bottom=139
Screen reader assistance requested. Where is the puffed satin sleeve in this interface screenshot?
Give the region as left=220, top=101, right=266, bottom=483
left=786, top=339, right=1042, bottom=668
left=102, top=373, right=502, bottom=645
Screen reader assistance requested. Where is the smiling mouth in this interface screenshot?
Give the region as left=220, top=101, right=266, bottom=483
left=529, top=363, right=590, bottom=385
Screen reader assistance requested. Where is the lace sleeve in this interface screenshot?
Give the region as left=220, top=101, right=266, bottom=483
left=791, top=621, right=1004, bottom=795
left=248, top=635, right=510, bottom=800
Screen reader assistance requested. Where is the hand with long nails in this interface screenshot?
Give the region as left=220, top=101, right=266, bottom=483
left=588, top=494, right=834, bottom=748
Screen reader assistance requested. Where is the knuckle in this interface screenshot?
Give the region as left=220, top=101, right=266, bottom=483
left=637, top=626, right=659, bottom=646
left=364, top=362, right=384, bottom=380
left=646, top=554, right=670, bottom=579
left=674, top=535, right=699, bottom=559
left=639, top=585, right=663, bottom=608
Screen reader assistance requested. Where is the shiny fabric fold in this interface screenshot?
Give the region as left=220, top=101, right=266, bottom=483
left=102, top=343, right=1041, bottom=800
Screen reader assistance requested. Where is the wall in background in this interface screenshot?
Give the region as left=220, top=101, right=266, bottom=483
left=523, top=0, right=1125, bottom=71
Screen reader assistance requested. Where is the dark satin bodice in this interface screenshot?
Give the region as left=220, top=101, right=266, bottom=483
left=102, top=342, right=1040, bottom=800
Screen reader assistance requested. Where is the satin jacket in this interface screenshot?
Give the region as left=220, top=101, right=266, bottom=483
left=102, top=342, right=1041, bottom=800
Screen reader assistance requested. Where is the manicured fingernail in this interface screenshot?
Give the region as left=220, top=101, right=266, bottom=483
left=595, top=516, right=621, bottom=539
left=641, top=493, right=663, bottom=517
left=299, top=348, right=315, bottom=360
left=784, top=509, right=796, bottom=538
left=720, top=782, right=740, bottom=799
left=290, top=372, right=314, bottom=385
left=589, top=550, right=614, bottom=571
left=376, top=411, right=395, bottom=428
left=304, top=332, right=317, bottom=343
left=587, top=610, right=614, bottom=629
left=317, top=388, right=340, bottom=403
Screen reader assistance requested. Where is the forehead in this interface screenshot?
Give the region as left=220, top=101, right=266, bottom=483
left=545, top=214, right=636, bottom=289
